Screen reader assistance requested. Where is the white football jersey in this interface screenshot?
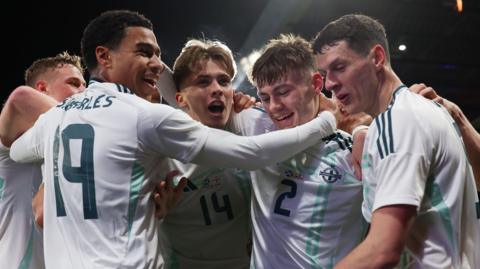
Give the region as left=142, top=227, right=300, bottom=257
left=9, top=80, right=336, bottom=269
left=0, top=143, right=44, bottom=269
left=362, top=85, right=480, bottom=268
left=158, top=159, right=251, bottom=269
left=231, top=108, right=366, bottom=268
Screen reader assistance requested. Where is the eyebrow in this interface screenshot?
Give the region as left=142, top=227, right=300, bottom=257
left=136, top=42, right=161, bottom=56
left=195, top=73, right=231, bottom=80
left=319, top=57, right=343, bottom=73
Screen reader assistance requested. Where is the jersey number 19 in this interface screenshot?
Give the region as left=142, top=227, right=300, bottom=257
left=53, top=124, right=98, bottom=219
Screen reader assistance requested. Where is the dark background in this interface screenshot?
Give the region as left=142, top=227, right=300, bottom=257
left=4, top=0, right=480, bottom=128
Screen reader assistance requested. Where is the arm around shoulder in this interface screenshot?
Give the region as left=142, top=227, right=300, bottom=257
left=444, top=99, right=480, bottom=187
left=0, top=86, right=56, bottom=147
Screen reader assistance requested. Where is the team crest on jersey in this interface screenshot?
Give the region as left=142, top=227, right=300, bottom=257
left=319, top=166, right=341, bottom=183
left=202, top=175, right=222, bottom=189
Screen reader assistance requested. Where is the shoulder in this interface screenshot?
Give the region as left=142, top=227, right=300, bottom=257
left=230, top=107, right=275, bottom=135
left=322, top=129, right=353, bottom=152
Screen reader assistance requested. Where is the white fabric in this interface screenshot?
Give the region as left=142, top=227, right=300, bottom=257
left=158, top=159, right=251, bottom=269
left=156, top=65, right=178, bottom=108
left=362, top=86, right=480, bottom=268
left=9, top=80, right=336, bottom=269
left=0, top=142, right=44, bottom=269
left=231, top=108, right=366, bottom=268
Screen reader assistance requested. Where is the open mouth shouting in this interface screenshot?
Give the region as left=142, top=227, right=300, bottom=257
left=208, top=100, right=225, bottom=115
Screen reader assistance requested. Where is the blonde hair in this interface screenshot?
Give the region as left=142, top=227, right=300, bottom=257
left=25, top=51, right=84, bottom=87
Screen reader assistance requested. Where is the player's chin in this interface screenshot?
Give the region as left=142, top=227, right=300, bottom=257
left=204, top=117, right=228, bottom=129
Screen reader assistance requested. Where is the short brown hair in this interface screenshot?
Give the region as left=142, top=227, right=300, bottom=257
left=312, top=14, right=390, bottom=64
left=24, top=51, right=84, bottom=87
left=172, top=39, right=236, bottom=90
left=249, top=34, right=315, bottom=88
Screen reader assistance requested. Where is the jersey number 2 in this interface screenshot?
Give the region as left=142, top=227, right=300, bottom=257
left=54, top=124, right=98, bottom=219
left=274, top=179, right=297, bottom=217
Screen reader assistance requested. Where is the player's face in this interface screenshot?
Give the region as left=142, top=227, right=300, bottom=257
left=177, top=59, right=234, bottom=128
left=258, top=71, right=321, bottom=130
left=45, top=64, right=86, bottom=102
left=108, top=26, right=164, bottom=100
left=315, top=40, right=380, bottom=115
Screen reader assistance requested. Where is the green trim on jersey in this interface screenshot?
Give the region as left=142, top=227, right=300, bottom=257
left=0, top=176, right=4, bottom=201
left=425, top=176, right=457, bottom=259
left=17, top=222, right=34, bottom=269
left=166, top=252, right=179, bottom=269
left=232, top=168, right=252, bottom=211
left=305, top=184, right=334, bottom=267
left=374, top=111, right=394, bottom=159
left=53, top=127, right=67, bottom=216
left=399, top=249, right=415, bottom=269
left=127, top=162, right=145, bottom=236
left=374, top=85, right=407, bottom=159
left=476, top=200, right=480, bottom=219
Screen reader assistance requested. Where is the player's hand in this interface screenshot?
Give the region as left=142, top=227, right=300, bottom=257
left=409, top=83, right=438, bottom=100
left=233, top=91, right=256, bottom=113
left=153, top=170, right=187, bottom=219
left=32, top=183, right=45, bottom=228
left=351, top=128, right=367, bottom=180
left=409, top=83, right=459, bottom=117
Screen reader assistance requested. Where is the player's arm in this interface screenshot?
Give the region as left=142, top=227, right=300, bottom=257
left=351, top=126, right=369, bottom=179
left=440, top=98, right=480, bottom=189
left=0, top=86, right=56, bottom=147
left=32, top=183, right=44, bottom=228
left=410, top=84, right=480, bottom=189
left=191, top=111, right=336, bottom=170
left=9, top=115, right=46, bottom=163
left=148, top=105, right=336, bottom=170
left=334, top=205, right=416, bottom=268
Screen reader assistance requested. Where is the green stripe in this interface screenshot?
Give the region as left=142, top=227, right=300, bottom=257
left=425, top=176, right=457, bottom=262
left=387, top=109, right=394, bottom=154
left=127, top=162, right=145, bottom=236
left=167, top=251, right=179, bottom=269
left=53, top=127, right=66, bottom=216
left=233, top=169, right=252, bottom=211
left=390, top=84, right=405, bottom=107
left=380, top=113, right=389, bottom=156
left=0, top=176, right=4, bottom=201
left=374, top=117, right=385, bottom=159
left=476, top=202, right=480, bottom=219
left=305, top=184, right=333, bottom=268
left=115, top=84, right=123, bottom=93
left=18, top=222, right=34, bottom=269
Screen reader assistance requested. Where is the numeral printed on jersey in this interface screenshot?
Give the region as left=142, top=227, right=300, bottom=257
left=54, top=124, right=98, bottom=219
left=200, top=192, right=234, bottom=225
left=274, top=179, right=297, bottom=217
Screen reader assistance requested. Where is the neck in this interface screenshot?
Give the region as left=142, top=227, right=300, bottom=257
left=370, top=66, right=403, bottom=118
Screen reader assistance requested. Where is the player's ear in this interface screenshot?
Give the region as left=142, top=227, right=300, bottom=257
left=371, top=44, right=386, bottom=69
left=312, top=72, right=324, bottom=95
left=175, top=92, right=188, bottom=109
left=96, top=46, right=112, bottom=68
left=35, top=80, right=48, bottom=94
